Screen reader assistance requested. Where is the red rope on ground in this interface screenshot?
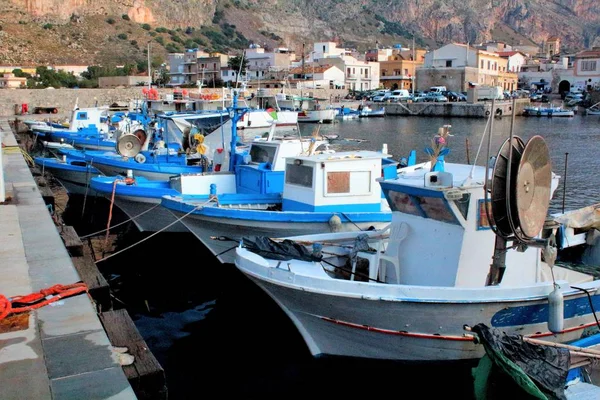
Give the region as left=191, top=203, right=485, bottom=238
left=0, top=283, right=88, bottom=321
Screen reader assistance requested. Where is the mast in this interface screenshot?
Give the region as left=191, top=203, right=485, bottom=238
left=300, top=42, right=305, bottom=109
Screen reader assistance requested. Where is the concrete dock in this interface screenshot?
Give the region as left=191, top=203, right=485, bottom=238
left=0, top=119, right=137, bottom=399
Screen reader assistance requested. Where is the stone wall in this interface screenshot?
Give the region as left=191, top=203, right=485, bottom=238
left=0, top=88, right=351, bottom=117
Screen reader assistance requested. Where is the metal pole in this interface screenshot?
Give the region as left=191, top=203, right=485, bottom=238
left=147, top=42, right=151, bottom=89
left=562, top=152, right=569, bottom=213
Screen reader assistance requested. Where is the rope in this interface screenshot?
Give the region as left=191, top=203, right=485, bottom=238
left=340, top=212, right=364, bottom=231
left=96, top=200, right=213, bottom=263
left=103, top=177, right=136, bottom=247
left=79, top=203, right=160, bottom=239
left=571, top=285, right=600, bottom=331
left=0, top=283, right=88, bottom=321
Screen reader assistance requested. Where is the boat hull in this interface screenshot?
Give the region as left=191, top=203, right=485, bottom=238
left=34, top=158, right=100, bottom=196
left=165, top=203, right=390, bottom=264
left=236, top=250, right=600, bottom=362
left=111, top=196, right=187, bottom=233
left=297, top=109, right=336, bottom=124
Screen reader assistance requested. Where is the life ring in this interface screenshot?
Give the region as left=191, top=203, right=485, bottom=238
left=537, top=111, right=542, bottom=117
left=495, top=108, right=503, bottom=117
left=485, top=110, right=490, bottom=116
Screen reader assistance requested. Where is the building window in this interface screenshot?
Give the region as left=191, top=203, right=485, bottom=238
left=404, top=69, right=408, bottom=75
left=581, top=60, right=597, bottom=72
left=347, top=68, right=351, bottom=76
left=446, top=60, right=452, bottom=67
left=323, top=45, right=326, bottom=52
left=352, top=68, right=355, bottom=74
left=487, top=60, right=490, bottom=70
left=480, top=60, right=484, bottom=69
left=382, top=69, right=387, bottom=76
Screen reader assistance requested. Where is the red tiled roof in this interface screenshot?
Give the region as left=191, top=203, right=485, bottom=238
left=575, top=50, right=600, bottom=59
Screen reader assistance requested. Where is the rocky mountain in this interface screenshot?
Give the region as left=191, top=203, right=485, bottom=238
left=1, top=0, right=600, bottom=67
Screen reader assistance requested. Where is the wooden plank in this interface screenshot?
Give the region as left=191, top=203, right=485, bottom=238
left=71, top=245, right=112, bottom=312
left=99, top=309, right=167, bottom=400
left=60, top=225, right=84, bottom=257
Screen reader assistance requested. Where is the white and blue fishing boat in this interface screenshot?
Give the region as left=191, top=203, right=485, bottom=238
left=30, top=106, right=112, bottom=138
left=232, top=115, right=600, bottom=363
left=88, top=93, right=332, bottom=235
left=33, top=153, right=101, bottom=196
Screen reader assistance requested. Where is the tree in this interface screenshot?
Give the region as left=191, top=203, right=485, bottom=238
left=227, top=53, right=248, bottom=87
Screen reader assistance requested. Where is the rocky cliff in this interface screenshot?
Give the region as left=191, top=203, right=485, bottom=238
left=1, top=0, right=599, bottom=66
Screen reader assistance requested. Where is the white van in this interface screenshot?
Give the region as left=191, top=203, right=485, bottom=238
left=429, top=86, right=447, bottom=93
left=389, top=89, right=411, bottom=102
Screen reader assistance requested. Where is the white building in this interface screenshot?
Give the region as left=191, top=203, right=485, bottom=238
left=289, top=64, right=345, bottom=89
left=307, top=42, right=380, bottom=90
left=497, top=51, right=527, bottom=72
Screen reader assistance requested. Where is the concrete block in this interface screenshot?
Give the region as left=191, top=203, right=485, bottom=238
left=51, top=367, right=136, bottom=400
left=43, top=330, right=118, bottom=379
left=37, top=295, right=104, bottom=338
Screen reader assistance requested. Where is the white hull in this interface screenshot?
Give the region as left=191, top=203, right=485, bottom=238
left=111, top=196, right=187, bottom=233
left=297, top=109, right=336, bottom=123
left=236, top=247, right=600, bottom=362
left=176, top=212, right=388, bottom=264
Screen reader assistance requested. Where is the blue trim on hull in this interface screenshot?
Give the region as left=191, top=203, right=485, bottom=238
left=90, top=176, right=177, bottom=199
left=491, top=294, right=600, bottom=327
left=282, top=198, right=382, bottom=212
left=162, top=196, right=392, bottom=223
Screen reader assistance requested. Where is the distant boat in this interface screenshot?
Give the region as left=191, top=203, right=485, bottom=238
left=358, top=105, right=386, bottom=118
left=584, top=102, right=600, bottom=115
left=522, top=105, right=574, bottom=117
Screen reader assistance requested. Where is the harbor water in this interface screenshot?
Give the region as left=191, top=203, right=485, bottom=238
left=58, top=112, right=600, bottom=398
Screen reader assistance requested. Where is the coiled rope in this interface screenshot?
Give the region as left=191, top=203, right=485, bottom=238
left=0, top=283, right=88, bottom=321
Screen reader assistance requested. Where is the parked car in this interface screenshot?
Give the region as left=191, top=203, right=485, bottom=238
left=444, top=91, right=464, bottom=102
left=372, top=90, right=391, bottom=102
left=388, top=89, right=411, bottom=102
left=424, top=92, right=448, bottom=102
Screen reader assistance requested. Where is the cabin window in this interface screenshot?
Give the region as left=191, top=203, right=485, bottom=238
left=325, top=171, right=371, bottom=196
left=386, top=191, right=421, bottom=217
left=477, top=199, right=493, bottom=230
left=453, top=193, right=471, bottom=220
left=386, top=190, right=459, bottom=224
left=412, top=196, right=457, bottom=224
left=286, top=164, right=313, bottom=188
left=250, top=144, right=277, bottom=164
left=77, top=112, right=88, bottom=120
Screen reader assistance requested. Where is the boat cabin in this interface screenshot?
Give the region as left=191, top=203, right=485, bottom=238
left=282, top=151, right=387, bottom=212
left=68, top=107, right=110, bottom=132
left=378, top=162, right=564, bottom=288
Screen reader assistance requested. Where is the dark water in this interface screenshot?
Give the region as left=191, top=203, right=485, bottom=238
left=61, top=113, right=600, bottom=399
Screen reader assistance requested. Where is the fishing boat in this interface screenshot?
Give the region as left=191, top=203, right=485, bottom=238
left=522, top=105, right=574, bottom=117
left=33, top=153, right=101, bottom=196
left=584, top=102, right=600, bottom=116
left=334, top=106, right=360, bottom=120
left=30, top=106, right=113, bottom=138
left=232, top=115, right=600, bottom=363
left=358, top=105, right=386, bottom=118
left=87, top=92, right=331, bottom=235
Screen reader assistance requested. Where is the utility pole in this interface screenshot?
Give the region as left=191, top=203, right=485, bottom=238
left=147, top=42, right=152, bottom=89
left=412, top=36, right=415, bottom=97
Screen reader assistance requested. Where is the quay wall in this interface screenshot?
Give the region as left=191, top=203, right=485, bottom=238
left=381, top=98, right=530, bottom=118
left=0, top=88, right=350, bottom=117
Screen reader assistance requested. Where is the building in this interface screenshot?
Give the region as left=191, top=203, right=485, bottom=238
left=418, top=43, right=518, bottom=92
left=288, top=64, right=345, bottom=89
left=181, top=49, right=210, bottom=86
left=98, top=75, right=149, bottom=88
left=52, top=65, right=89, bottom=77
left=0, top=73, right=27, bottom=88
left=572, top=48, right=600, bottom=91
left=308, top=42, right=380, bottom=91
left=167, top=53, right=185, bottom=87
left=544, top=36, right=561, bottom=58
left=496, top=51, right=527, bottom=72
left=197, top=53, right=229, bottom=87
left=377, top=46, right=426, bottom=90
left=244, top=45, right=295, bottom=88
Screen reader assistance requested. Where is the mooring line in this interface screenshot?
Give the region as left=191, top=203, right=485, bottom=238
left=79, top=203, right=161, bottom=239
left=95, top=200, right=213, bottom=263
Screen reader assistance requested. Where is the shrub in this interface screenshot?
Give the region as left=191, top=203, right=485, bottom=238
left=155, top=37, right=165, bottom=45
left=155, top=27, right=167, bottom=33
left=130, top=40, right=138, bottom=46
left=42, top=23, right=53, bottom=30
left=141, top=23, right=151, bottom=31
left=117, top=33, right=128, bottom=40
left=106, top=18, right=115, bottom=25
left=122, top=14, right=130, bottom=21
